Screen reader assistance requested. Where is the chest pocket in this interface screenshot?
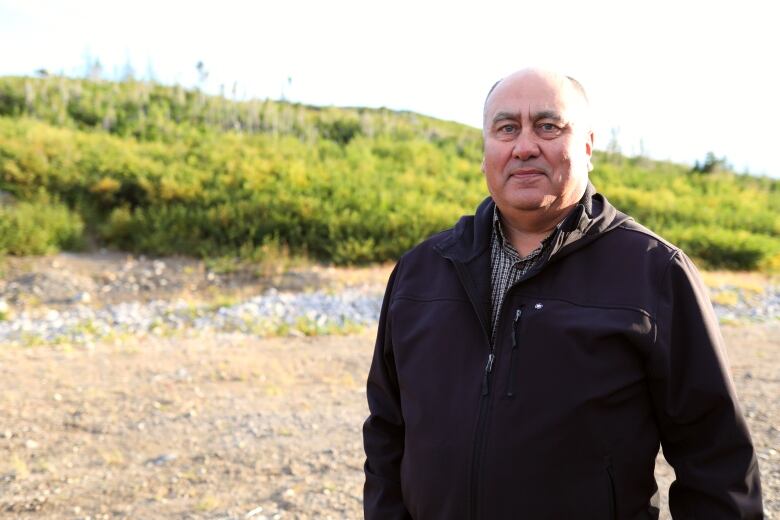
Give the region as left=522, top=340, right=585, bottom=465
left=499, top=296, right=654, bottom=406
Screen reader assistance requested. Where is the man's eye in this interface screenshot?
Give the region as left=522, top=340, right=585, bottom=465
left=498, top=124, right=517, bottom=133
left=537, top=123, right=562, bottom=136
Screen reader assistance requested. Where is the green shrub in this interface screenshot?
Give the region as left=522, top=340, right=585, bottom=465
left=0, top=76, right=778, bottom=269
left=663, top=226, right=780, bottom=270
left=0, top=198, right=84, bottom=255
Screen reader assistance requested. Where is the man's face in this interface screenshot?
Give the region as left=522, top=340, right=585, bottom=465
left=482, top=71, right=594, bottom=217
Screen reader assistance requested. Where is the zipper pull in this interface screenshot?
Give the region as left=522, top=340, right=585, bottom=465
left=507, top=308, right=523, bottom=398
left=481, top=353, right=495, bottom=396
left=511, top=308, right=522, bottom=349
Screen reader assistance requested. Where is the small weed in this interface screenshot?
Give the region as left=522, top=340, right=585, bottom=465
left=195, top=495, right=220, bottom=512
left=711, top=290, right=740, bottom=307
left=99, top=449, right=126, bottom=467
left=181, top=303, right=202, bottom=320
left=34, top=458, right=56, bottom=474
left=204, top=256, right=240, bottom=275
left=264, top=384, right=283, bottom=397
left=292, top=316, right=367, bottom=337
left=10, top=454, right=30, bottom=479
left=20, top=332, right=46, bottom=347
left=72, top=319, right=100, bottom=337
left=206, top=294, right=239, bottom=311
left=718, top=316, right=744, bottom=327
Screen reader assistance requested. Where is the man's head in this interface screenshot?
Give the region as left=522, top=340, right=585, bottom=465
left=481, top=68, right=594, bottom=223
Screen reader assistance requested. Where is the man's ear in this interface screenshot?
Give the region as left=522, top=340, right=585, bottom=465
left=586, top=131, right=595, bottom=172
left=481, top=157, right=486, bottom=174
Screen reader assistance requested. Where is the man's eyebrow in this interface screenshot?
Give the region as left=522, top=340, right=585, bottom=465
left=533, top=110, right=564, bottom=122
left=490, top=110, right=566, bottom=125
left=491, top=111, right=519, bottom=124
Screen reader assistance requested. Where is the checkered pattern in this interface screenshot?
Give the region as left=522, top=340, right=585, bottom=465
left=489, top=207, right=552, bottom=343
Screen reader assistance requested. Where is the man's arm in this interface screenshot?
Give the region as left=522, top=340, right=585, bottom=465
left=362, top=263, right=412, bottom=520
left=649, top=250, right=763, bottom=518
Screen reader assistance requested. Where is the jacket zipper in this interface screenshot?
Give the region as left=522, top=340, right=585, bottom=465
left=447, top=261, right=493, bottom=520
left=505, top=307, right=523, bottom=397
left=437, top=206, right=580, bottom=518
left=481, top=352, right=495, bottom=396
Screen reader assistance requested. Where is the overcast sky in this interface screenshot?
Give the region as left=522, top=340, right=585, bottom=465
left=1, top=0, right=779, bottom=177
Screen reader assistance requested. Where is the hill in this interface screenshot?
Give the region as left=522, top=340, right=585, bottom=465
left=0, top=75, right=778, bottom=270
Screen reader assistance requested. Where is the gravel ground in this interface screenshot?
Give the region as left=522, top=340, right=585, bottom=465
left=0, top=254, right=778, bottom=347
left=0, top=288, right=383, bottom=347
left=0, top=332, right=374, bottom=519
left=0, top=253, right=778, bottom=518
left=0, top=325, right=777, bottom=519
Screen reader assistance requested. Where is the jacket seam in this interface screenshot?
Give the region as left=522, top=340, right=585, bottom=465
left=652, top=249, right=682, bottom=348
left=616, top=222, right=680, bottom=253
left=384, top=259, right=404, bottom=359
left=433, top=226, right=462, bottom=256
left=392, top=295, right=471, bottom=304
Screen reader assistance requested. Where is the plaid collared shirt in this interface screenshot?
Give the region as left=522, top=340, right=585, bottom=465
left=489, top=206, right=554, bottom=343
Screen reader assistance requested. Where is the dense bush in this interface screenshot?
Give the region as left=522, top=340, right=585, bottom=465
left=0, top=76, right=778, bottom=270
left=0, top=117, right=484, bottom=263
left=0, top=197, right=84, bottom=255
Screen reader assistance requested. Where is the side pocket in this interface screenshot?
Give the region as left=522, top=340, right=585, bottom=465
left=606, top=460, right=616, bottom=520
left=506, top=349, right=518, bottom=397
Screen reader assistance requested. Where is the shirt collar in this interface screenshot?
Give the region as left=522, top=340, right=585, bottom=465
left=492, top=204, right=570, bottom=260
left=492, top=205, right=509, bottom=247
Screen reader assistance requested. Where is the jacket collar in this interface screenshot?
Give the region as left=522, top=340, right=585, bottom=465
left=433, top=182, right=630, bottom=264
left=432, top=182, right=630, bottom=343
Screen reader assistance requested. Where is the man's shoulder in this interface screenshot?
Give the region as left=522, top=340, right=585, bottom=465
left=398, top=226, right=460, bottom=267
left=610, top=218, right=681, bottom=257
left=386, top=220, right=475, bottom=300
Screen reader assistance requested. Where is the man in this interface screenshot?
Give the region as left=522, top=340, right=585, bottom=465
left=362, top=68, right=763, bottom=519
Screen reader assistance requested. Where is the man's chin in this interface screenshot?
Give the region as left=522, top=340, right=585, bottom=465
left=498, top=194, right=551, bottom=213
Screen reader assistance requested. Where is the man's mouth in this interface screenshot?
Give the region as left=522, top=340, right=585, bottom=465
left=509, top=168, right=546, bottom=177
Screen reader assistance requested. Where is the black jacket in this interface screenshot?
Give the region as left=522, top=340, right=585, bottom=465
left=363, top=186, right=763, bottom=519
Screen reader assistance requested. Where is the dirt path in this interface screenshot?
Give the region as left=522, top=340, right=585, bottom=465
left=0, top=324, right=778, bottom=519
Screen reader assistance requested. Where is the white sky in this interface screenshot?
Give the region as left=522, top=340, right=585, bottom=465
left=1, top=0, right=779, bottom=177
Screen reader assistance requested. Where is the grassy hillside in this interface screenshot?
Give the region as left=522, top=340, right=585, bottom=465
left=0, top=75, right=778, bottom=270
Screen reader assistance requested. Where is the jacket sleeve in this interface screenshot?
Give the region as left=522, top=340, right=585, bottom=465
left=362, top=262, right=412, bottom=520
left=648, top=250, right=763, bottom=518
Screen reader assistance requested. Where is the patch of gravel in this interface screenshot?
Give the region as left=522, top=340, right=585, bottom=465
left=1, top=273, right=778, bottom=347
left=0, top=252, right=339, bottom=308
left=711, top=284, right=780, bottom=322
left=0, top=288, right=383, bottom=346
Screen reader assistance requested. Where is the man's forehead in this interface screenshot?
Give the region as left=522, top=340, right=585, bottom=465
left=488, top=81, right=572, bottom=110
left=483, top=71, right=589, bottom=124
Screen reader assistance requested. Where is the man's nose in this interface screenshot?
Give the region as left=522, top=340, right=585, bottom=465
left=512, top=131, right=540, bottom=161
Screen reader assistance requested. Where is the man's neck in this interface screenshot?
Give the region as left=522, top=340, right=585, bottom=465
left=498, top=205, right=572, bottom=257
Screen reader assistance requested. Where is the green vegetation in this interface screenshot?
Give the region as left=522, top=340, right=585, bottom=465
left=0, top=75, right=778, bottom=270
left=0, top=196, right=84, bottom=254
